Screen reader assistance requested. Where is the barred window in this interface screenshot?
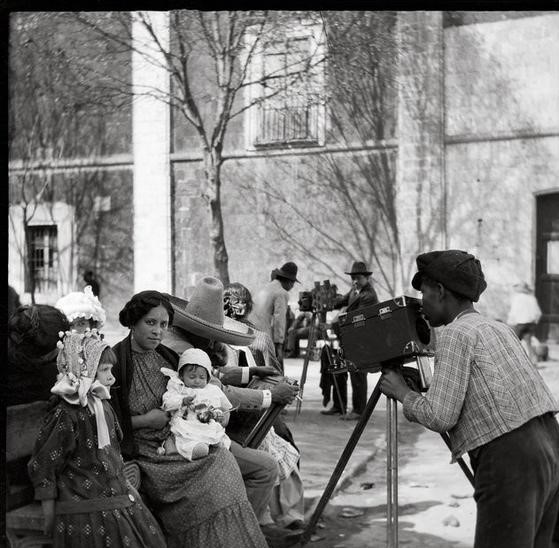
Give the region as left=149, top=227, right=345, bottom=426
left=245, top=22, right=326, bottom=149
left=26, top=225, right=58, bottom=293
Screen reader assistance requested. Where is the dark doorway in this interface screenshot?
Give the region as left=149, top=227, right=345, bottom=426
left=535, top=191, right=559, bottom=342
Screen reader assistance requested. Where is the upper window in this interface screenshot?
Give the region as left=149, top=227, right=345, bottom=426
left=245, top=21, right=326, bottom=149
left=25, top=224, right=58, bottom=293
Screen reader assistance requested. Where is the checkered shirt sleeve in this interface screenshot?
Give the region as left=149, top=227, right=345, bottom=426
left=403, top=313, right=558, bottom=460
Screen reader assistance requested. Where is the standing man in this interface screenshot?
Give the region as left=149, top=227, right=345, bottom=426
left=324, top=261, right=379, bottom=420
left=83, top=270, right=100, bottom=298
left=251, top=262, right=299, bottom=370
left=380, top=250, right=559, bottom=548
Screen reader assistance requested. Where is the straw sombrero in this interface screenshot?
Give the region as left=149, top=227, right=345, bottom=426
left=166, top=277, right=255, bottom=346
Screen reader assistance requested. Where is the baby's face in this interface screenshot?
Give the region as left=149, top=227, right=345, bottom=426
left=96, top=362, right=115, bottom=388
left=181, top=365, right=208, bottom=389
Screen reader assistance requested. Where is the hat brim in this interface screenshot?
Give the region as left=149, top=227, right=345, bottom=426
left=275, top=270, right=300, bottom=283
left=169, top=296, right=256, bottom=346
left=345, top=271, right=372, bottom=276
left=411, top=271, right=423, bottom=291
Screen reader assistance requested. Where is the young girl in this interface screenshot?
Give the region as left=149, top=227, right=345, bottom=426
left=27, top=329, right=166, bottom=547
left=160, top=348, right=232, bottom=461
left=55, top=285, right=106, bottom=333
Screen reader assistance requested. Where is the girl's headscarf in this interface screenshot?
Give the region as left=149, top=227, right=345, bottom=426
left=51, top=329, right=112, bottom=448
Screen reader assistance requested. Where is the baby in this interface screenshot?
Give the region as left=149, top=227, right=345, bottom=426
left=160, top=348, right=232, bottom=460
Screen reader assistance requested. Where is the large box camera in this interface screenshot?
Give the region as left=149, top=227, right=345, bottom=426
left=338, top=296, right=431, bottom=372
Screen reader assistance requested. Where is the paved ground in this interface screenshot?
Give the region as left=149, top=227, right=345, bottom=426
left=280, top=346, right=559, bottom=548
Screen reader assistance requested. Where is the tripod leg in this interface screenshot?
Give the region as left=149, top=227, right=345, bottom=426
left=439, top=432, right=475, bottom=486
left=331, top=372, right=346, bottom=417
left=296, top=316, right=318, bottom=417
left=387, top=397, right=398, bottom=547
left=301, top=378, right=383, bottom=545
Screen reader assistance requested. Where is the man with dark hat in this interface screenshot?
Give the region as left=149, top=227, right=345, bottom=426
left=251, top=262, right=300, bottom=370
left=380, top=249, right=559, bottom=548
left=322, top=261, right=379, bottom=420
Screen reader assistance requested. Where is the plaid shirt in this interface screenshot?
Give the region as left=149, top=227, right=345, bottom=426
left=403, top=311, right=558, bottom=460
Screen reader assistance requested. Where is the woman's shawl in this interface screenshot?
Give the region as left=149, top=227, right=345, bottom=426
left=111, top=334, right=179, bottom=458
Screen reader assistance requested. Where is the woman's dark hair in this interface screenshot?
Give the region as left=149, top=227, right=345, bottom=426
left=119, top=290, right=174, bottom=328
left=8, top=304, right=70, bottom=359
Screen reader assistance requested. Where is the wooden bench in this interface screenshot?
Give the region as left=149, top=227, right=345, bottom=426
left=5, top=401, right=141, bottom=548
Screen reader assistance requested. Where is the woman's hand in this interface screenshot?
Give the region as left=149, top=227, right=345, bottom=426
left=42, top=499, right=55, bottom=536
left=132, top=409, right=170, bottom=430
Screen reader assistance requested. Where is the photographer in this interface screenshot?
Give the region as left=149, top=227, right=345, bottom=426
left=379, top=250, right=559, bottom=548
left=324, top=261, right=379, bottom=420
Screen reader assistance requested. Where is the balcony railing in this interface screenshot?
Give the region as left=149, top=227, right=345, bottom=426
left=255, top=99, right=321, bottom=146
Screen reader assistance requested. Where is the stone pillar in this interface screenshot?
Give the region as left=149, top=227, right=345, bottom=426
left=396, top=11, right=445, bottom=291
left=132, top=12, right=172, bottom=293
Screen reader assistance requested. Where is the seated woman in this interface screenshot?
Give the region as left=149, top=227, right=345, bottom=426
left=55, top=285, right=106, bottom=333
left=110, top=290, right=267, bottom=548
left=4, top=304, right=69, bottom=406
left=224, top=282, right=305, bottom=530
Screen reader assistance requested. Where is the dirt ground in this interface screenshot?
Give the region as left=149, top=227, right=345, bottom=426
left=281, top=347, right=559, bottom=548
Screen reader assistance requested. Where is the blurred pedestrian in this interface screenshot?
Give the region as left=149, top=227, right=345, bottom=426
left=251, top=262, right=300, bottom=370
left=507, top=281, right=542, bottom=365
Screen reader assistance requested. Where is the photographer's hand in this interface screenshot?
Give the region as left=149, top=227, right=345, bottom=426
left=379, top=368, right=411, bottom=403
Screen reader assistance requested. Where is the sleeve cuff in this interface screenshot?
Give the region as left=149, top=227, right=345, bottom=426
left=402, top=391, right=421, bottom=422
left=261, top=390, right=272, bottom=409
left=241, top=368, right=250, bottom=384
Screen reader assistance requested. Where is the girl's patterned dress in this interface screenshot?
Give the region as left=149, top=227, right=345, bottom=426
left=127, top=349, right=267, bottom=548
left=28, top=399, right=166, bottom=547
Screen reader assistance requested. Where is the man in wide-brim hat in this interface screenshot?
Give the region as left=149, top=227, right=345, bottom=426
left=321, top=261, right=380, bottom=420
left=379, top=249, right=559, bottom=548
left=250, top=262, right=300, bottom=369
left=163, top=276, right=302, bottom=544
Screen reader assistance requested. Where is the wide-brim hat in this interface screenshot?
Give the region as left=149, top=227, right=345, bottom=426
left=345, top=261, right=372, bottom=276
left=275, top=262, right=300, bottom=283
left=166, top=277, right=255, bottom=346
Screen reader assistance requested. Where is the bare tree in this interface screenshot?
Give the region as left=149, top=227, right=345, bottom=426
left=72, top=10, right=325, bottom=285
left=9, top=13, right=131, bottom=303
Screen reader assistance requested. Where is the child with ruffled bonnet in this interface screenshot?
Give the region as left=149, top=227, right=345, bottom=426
left=160, top=347, right=233, bottom=461
left=55, top=285, right=106, bottom=333
left=27, top=329, right=166, bottom=547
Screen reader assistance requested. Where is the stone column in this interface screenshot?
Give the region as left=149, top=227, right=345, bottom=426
left=396, top=11, right=445, bottom=291
left=132, top=12, right=172, bottom=292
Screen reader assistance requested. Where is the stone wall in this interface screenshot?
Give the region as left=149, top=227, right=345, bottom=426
left=444, top=14, right=559, bottom=320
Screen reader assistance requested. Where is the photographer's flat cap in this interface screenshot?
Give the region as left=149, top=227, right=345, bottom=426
left=345, top=261, right=372, bottom=276
left=411, top=250, right=487, bottom=302
left=275, top=262, right=300, bottom=283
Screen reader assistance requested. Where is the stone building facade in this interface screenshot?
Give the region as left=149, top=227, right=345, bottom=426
left=8, top=11, right=559, bottom=340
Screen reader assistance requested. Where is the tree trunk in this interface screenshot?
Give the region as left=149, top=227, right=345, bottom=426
left=203, top=149, right=230, bottom=286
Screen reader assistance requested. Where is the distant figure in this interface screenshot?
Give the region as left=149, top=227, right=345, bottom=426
left=285, top=312, right=312, bottom=359
left=8, top=285, right=21, bottom=319
left=250, top=262, right=300, bottom=369
left=507, top=281, right=542, bottom=365
left=83, top=270, right=100, bottom=298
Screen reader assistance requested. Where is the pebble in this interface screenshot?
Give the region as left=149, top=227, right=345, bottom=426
left=449, top=501, right=460, bottom=507
left=339, top=508, right=365, bottom=518
left=442, top=515, right=460, bottom=527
